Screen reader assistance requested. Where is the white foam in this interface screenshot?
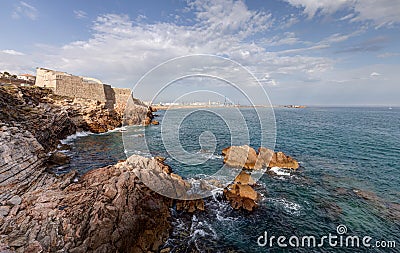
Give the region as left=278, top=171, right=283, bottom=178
left=60, top=131, right=91, bottom=144
left=99, top=126, right=127, bottom=134
left=195, top=151, right=223, bottom=160
left=269, top=198, right=301, bottom=215
left=270, top=166, right=291, bottom=176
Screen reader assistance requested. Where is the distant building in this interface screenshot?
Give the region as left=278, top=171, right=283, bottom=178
left=35, top=67, right=131, bottom=109
left=17, top=74, right=36, bottom=82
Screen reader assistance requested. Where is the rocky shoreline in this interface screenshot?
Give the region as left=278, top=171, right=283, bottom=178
left=0, top=85, right=300, bottom=252
left=0, top=85, right=171, bottom=252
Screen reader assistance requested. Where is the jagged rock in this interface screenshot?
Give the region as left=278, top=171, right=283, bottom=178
left=176, top=199, right=205, bottom=213
left=222, top=145, right=299, bottom=170
left=48, top=151, right=70, bottom=165
left=268, top=150, right=299, bottom=169
left=222, top=145, right=258, bottom=169
left=234, top=171, right=256, bottom=185
left=123, top=97, right=153, bottom=126
left=0, top=85, right=172, bottom=252
left=0, top=156, right=174, bottom=252
left=224, top=171, right=259, bottom=211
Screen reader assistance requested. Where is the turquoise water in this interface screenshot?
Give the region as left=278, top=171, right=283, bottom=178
left=59, top=107, right=399, bottom=252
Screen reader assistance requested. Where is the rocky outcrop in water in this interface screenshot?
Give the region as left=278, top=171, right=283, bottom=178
left=223, top=171, right=259, bottom=211
left=222, top=145, right=299, bottom=170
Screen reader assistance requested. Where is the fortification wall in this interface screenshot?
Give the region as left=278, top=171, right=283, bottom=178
left=35, top=68, right=135, bottom=111
left=35, top=68, right=61, bottom=88
left=54, top=76, right=107, bottom=103
left=113, top=88, right=131, bottom=107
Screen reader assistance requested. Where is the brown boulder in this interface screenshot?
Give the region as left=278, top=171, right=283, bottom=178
left=223, top=171, right=259, bottom=211
left=269, top=151, right=299, bottom=169
left=222, top=145, right=258, bottom=169
left=234, top=171, right=256, bottom=185
left=48, top=151, right=70, bottom=165
left=142, top=116, right=152, bottom=126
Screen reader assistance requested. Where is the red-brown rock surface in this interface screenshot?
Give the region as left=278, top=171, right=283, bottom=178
left=0, top=85, right=184, bottom=252
left=0, top=156, right=173, bottom=252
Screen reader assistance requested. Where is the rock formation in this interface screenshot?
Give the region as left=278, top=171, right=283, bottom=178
left=222, top=145, right=299, bottom=170
left=0, top=127, right=203, bottom=252
left=0, top=155, right=173, bottom=252
left=223, top=171, right=259, bottom=211
left=123, top=97, right=157, bottom=126
left=0, top=85, right=182, bottom=252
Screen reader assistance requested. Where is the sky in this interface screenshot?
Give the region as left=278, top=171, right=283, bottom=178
left=0, top=0, right=399, bottom=106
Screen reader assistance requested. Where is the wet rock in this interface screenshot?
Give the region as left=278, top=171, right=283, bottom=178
left=270, top=151, right=299, bottom=169
left=151, top=120, right=159, bottom=125
left=48, top=151, right=70, bottom=165
left=176, top=199, right=205, bottom=213
left=58, top=143, right=71, bottom=151
left=224, top=171, right=259, bottom=211
left=160, top=247, right=171, bottom=253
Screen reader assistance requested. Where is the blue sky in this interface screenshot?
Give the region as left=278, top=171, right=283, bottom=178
left=0, top=0, right=399, bottom=105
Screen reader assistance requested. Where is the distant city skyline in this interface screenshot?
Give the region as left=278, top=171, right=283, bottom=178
left=0, top=0, right=399, bottom=106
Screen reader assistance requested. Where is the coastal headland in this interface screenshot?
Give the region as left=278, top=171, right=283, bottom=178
left=0, top=74, right=299, bottom=252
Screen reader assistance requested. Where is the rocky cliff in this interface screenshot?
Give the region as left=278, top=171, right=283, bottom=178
left=0, top=85, right=172, bottom=252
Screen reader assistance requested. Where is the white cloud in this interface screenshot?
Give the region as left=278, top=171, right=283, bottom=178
left=370, top=72, right=381, bottom=77
left=351, top=0, right=400, bottom=28
left=74, top=10, right=88, bottom=19
left=189, top=0, right=274, bottom=38
left=284, top=0, right=400, bottom=27
left=284, top=0, right=353, bottom=19
left=38, top=1, right=331, bottom=89
left=377, top=52, right=400, bottom=58
left=12, top=1, right=38, bottom=20
left=1, top=50, right=25, bottom=56
left=1, top=0, right=334, bottom=102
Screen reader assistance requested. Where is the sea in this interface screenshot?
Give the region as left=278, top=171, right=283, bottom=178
left=57, top=107, right=399, bottom=253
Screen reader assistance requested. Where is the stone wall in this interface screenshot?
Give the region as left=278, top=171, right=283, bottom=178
left=113, top=87, right=131, bottom=110
left=35, top=68, right=63, bottom=89
left=54, top=76, right=108, bottom=103
left=35, top=68, right=132, bottom=110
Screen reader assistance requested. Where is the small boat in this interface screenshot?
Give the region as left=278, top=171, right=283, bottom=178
left=388, top=107, right=393, bottom=110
